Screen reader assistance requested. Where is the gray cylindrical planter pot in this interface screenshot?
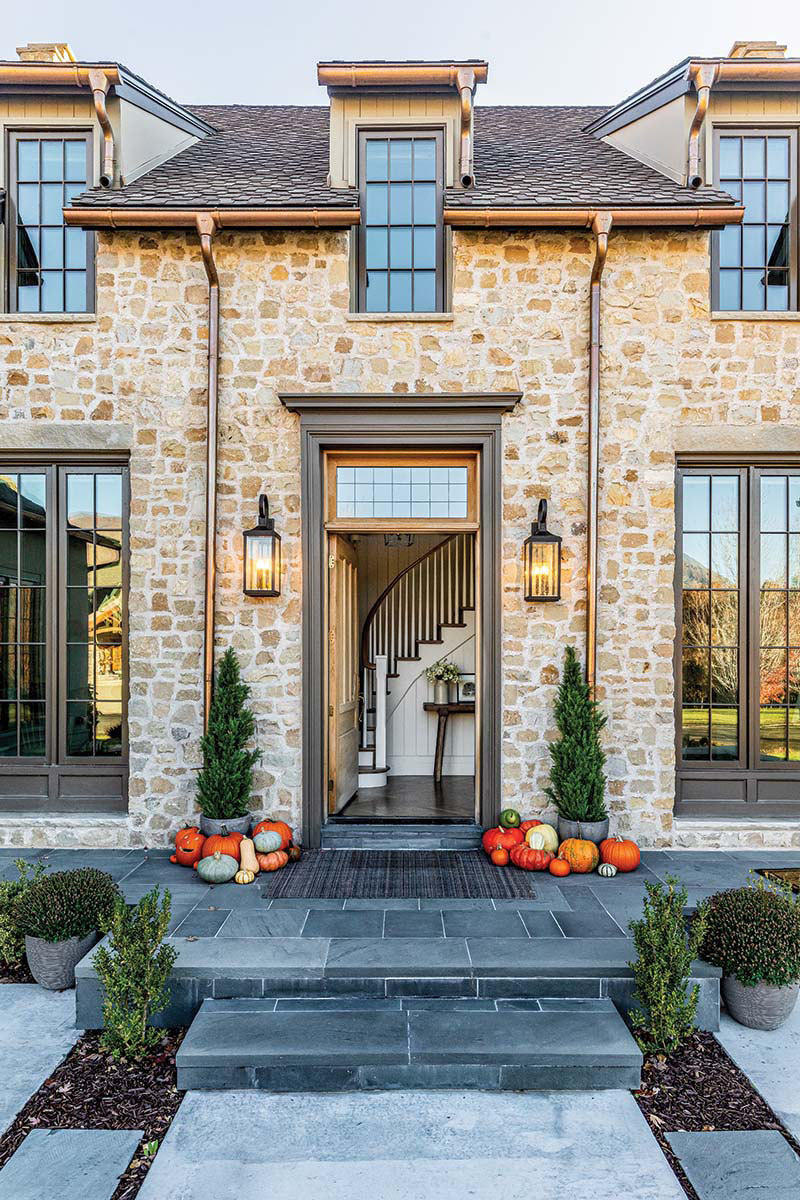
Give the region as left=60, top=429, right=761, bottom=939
left=198, top=814, right=251, bottom=838
left=557, top=817, right=609, bottom=845
left=433, top=681, right=449, bottom=705
left=722, top=975, right=800, bottom=1030
left=25, top=931, right=99, bottom=991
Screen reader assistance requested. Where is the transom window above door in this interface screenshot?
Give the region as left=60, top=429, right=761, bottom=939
left=326, top=452, right=477, bottom=530
left=358, top=130, right=444, bottom=314
left=713, top=128, right=798, bottom=313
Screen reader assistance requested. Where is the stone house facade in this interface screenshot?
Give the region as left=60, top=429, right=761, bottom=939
left=1, top=40, right=799, bottom=851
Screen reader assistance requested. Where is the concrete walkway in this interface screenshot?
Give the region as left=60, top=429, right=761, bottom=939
left=136, top=1089, right=684, bottom=1200
left=0, top=985, right=77, bottom=1136
left=717, top=999, right=800, bottom=1141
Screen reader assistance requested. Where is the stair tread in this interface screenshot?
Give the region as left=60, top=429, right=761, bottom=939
left=178, top=999, right=642, bottom=1070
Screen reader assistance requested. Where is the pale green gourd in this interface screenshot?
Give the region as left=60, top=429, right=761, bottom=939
left=253, top=830, right=282, bottom=854
left=196, top=851, right=239, bottom=884
left=597, top=862, right=618, bottom=878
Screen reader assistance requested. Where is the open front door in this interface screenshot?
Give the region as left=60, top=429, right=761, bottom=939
left=328, top=534, right=359, bottom=814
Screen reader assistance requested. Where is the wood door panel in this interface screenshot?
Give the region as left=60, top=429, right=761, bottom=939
left=328, top=534, right=359, bottom=813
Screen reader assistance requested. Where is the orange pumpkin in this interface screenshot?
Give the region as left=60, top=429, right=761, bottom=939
left=599, top=835, right=640, bottom=873
left=170, top=826, right=205, bottom=868
left=490, top=847, right=510, bottom=867
left=256, top=849, right=289, bottom=872
left=509, top=843, right=554, bottom=872
left=557, top=838, right=599, bottom=874
left=200, top=829, right=244, bottom=862
left=252, top=819, right=293, bottom=851
left=482, top=826, right=525, bottom=854
left=519, top=820, right=542, bottom=836
left=549, top=857, right=571, bottom=877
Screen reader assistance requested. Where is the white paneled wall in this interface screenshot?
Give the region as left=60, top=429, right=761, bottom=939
left=386, top=616, right=475, bottom=776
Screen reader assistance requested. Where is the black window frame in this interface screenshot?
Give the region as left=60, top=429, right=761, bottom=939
left=356, top=126, right=446, bottom=315
left=711, top=125, right=799, bottom=313
left=5, top=128, right=96, bottom=315
left=675, top=457, right=800, bottom=817
left=0, top=456, right=129, bottom=813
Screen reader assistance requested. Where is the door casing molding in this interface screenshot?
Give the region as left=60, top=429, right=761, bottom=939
left=279, top=392, right=520, bottom=847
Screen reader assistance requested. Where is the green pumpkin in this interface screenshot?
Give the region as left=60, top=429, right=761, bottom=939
left=597, top=862, right=618, bottom=878
left=195, top=851, right=239, bottom=884
left=499, top=808, right=521, bottom=829
left=253, top=830, right=283, bottom=854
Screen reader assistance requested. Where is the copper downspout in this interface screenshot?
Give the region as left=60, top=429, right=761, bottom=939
left=587, top=212, right=612, bottom=696
left=455, top=67, right=477, bottom=188
left=87, top=69, right=115, bottom=188
left=196, top=213, right=221, bottom=733
left=687, top=63, right=719, bottom=188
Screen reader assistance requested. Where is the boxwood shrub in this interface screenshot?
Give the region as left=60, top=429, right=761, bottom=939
left=700, top=878, right=800, bottom=988
left=14, top=868, right=120, bottom=943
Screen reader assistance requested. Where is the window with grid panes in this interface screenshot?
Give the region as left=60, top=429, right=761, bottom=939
left=8, top=133, right=93, bottom=313
left=714, top=129, right=797, bottom=312
left=358, top=130, right=444, bottom=313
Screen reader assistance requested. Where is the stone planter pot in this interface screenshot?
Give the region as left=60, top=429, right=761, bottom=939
left=433, top=681, right=450, bottom=705
left=25, top=931, right=99, bottom=991
left=198, top=814, right=251, bottom=838
left=721, top=975, right=800, bottom=1030
left=557, top=817, right=609, bottom=845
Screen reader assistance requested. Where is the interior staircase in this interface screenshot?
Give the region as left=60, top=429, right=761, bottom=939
left=358, top=532, right=475, bottom=789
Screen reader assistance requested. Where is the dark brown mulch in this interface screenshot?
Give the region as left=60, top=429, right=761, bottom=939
left=0, top=1029, right=186, bottom=1200
left=0, top=961, right=34, bottom=983
left=633, top=1031, right=800, bottom=1200
left=759, top=867, right=800, bottom=893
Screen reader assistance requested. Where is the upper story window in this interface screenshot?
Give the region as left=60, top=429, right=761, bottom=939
left=7, top=132, right=93, bottom=314
left=714, top=128, right=797, bottom=312
left=357, top=129, right=444, bottom=314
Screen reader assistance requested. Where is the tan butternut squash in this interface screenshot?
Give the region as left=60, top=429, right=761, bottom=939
left=238, top=836, right=259, bottom=875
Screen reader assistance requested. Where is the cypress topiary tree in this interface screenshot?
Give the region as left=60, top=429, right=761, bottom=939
left=196, top=647, right=259, bottom=821
left=544, top=644, right=608, bottom=823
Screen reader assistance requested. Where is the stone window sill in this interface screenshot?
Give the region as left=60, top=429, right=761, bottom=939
left=346, top=312, right=454, bottom=323
left=711, top=310, right=800, bottom=322
left=0, top=312, right=97, bottom=324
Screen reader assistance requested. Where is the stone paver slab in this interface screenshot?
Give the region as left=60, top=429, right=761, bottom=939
left=136, top=1089, right=684, bottom=1199
left=0, top=1128, right=142, bottom=1200
left=717, top=1003, right=800, bottom=1140
left=666, top=1130, right=800, bottom=1200
left=0, top=986, right=77, bottom=1137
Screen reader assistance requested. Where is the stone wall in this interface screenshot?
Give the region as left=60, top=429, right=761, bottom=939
left=2, top=225, right=800, bottom=848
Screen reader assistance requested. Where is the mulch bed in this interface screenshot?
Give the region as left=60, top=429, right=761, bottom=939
left=0, top=1029, right=186, bottom=1200
left=759, top=867, right=800, bottom=893
left=633, top=1031, right=800, bottom=1200
left=0, top=962, right=34, bottom=983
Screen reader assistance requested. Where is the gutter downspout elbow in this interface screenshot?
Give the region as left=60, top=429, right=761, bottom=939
left=687, top=63, right=718, bottom=189
left=87, top=68, right=115, bottom=187
left=455, top=67, right=477, bottom=188
left=587, top=211, right=612, bottom=696
left=197, top=213, right=221, bottom=734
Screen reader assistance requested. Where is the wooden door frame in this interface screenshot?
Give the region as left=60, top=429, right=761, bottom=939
left=280, top=392, right=520, bottom=848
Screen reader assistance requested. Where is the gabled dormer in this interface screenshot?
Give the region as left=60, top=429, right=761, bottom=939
left=318, top=60, right=487, bottom=315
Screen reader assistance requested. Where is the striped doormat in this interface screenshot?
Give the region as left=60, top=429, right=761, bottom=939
left=260, top=850, right=539, bottom=900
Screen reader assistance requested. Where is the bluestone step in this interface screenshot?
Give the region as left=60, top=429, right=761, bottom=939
left=176, top=995, right=642, bottom=1091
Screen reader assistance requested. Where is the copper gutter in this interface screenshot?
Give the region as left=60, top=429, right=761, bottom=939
left=317, top=63, right=488, bottom=89
left=687, top=63, right=719, bottom=188
left=714, top=59, right=800, bottom=82
left=196, top=213, right=221, bottom=733
left=444, top=206, right=743, bottom=229
left=586, top=212, right=612, bottom=696
left=0, top=63, right=121, bottom=86
left=65, top=207, right=361, bottom=229
left=87, top=69, right=115, bottom=187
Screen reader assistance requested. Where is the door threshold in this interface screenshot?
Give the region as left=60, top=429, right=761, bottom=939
left=327, top=816, right=480, bottom=827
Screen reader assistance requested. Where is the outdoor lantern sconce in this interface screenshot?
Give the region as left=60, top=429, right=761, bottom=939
left=243, top=494, right=281, bottom=597
left=523, top=499, right=562, bottom=602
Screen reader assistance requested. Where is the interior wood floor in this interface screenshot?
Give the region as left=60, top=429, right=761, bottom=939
left=332, top=775, right=475, bottom=823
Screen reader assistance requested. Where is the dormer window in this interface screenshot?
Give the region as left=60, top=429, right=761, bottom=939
left=358, top=129, right=444, bottom=313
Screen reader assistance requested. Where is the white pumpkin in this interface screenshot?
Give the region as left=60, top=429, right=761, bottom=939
left=526, top=822, right=559, bottom=854
left=597, top=862, right=618, bottom=878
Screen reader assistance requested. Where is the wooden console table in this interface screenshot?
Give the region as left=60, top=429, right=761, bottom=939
left=423, top=701, right=476, bottom=784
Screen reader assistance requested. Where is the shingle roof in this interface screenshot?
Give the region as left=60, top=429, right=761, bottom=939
left=73, top=102, right=735, bottom=212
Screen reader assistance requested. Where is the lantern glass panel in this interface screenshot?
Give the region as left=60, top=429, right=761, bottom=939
left=524, top=537, right=560, bottom=601
left=245, top=532, right=280, bottom=595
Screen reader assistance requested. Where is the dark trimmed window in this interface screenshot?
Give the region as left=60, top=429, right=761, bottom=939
left=713, top=128, right=798, bottom=312
left=0, top=462, right=128, bottom=812
left=357, top=129, right=445, bottom=313
left=7, top=131, right=94, bottom=314
left=676, top=462, right=800, bottom=816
